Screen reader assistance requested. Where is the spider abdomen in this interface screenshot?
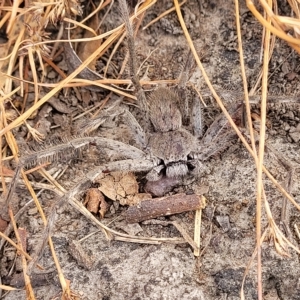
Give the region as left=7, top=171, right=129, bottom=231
left=149, top=87, right=182, bottom=132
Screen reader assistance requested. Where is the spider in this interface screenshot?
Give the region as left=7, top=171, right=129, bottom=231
left=0, top=0, right=243, bottom=245
left=57, top=0, right=241, bottom=197
left=1, top=0, right=240, bottom=217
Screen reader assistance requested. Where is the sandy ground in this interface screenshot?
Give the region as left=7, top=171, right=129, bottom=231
left=2, top=0, right=300, bottom=299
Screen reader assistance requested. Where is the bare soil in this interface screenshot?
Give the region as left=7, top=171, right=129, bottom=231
left=2, top=0, right=300, bottom=299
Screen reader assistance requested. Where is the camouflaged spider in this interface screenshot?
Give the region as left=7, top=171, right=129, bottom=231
left=102, top=0, right=238, bottom=185
left=59, top=0, right=239, bottom=195
left=1, top=0, right=238, bottom=220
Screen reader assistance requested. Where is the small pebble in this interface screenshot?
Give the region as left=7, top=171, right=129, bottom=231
left=47, top=71, right=56, bottom=79
left=27, top=207, right=38, bottom=215
left=289, top=126, right=296, bottom=133
left=216, top=215, right=231, bottom=232
left=284, top=123, right=290, bottom=131
left=289, top=131, right=300, bottom=143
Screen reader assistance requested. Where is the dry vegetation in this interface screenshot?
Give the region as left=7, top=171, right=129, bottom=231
left=1, top=0, right=300, bottom=299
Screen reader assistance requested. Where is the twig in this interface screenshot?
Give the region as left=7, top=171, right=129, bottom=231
left=124, top=193, right=205, bottom=223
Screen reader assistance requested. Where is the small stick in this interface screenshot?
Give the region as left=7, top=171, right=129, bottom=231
left=125, top=193, right=205, bottom=223
left=194, top=197, right=206, bottom=257
left=194, top=212, right=201, bottom=254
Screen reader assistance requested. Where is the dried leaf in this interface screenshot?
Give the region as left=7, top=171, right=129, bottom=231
left=118, top=172, right=139, bottom=196
left=84, top=188, right=104, bottom=214
left=84, top=188, right=108, bottom=218
left=99, top=198, right=108, bottom=219
left=0, top=218, right=8, bottom=232
left=0, top=43, right=9, bottom=90
left=77, top=19, right=102, bottom=70
left=98, top=172, right=139, bottom=202
left=98, top=175, right=118, bottom=201
left=77, top=38, right=102, bottom=71
left=1, top=166, right=15, bottom=177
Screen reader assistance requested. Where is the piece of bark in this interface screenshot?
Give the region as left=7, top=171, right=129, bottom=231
left=125, top=193, right=205, bottom=223
left=7, top=271, right=56, bottom=288
left=0, top=217, right=8, bottom=232
left=68, top=240, right=95, bottom=270
left=17, top=227, right=27, bottom=254
left=144, top=176, right=181, bottom=197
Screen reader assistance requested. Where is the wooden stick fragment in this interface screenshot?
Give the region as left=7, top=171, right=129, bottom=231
left=193, top=196, right=207, bottom=256
left=194, top=206, right=203, bottom=256
left=125, top=193, right=205, bottom=223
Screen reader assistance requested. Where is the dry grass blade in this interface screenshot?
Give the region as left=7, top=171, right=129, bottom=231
left=234, top=0, right=256, bottom=155
left=247, top=0, right=300, bottom=52
left=254, top=1, right=272, bottom=298
left=240, top=230, right=268, bottom=300
left=0, top=284, right=18, bottom=291
left=294, top=223, right=300, bottom=240
left=27, top=47, right=39, bottom=104
left=64, top=17, right=98, bottom=35
left=264, top=191, right=300, bottom=256
left=19, top=172, right=72, bottom=297
left=0, top=230, right=37, bottom=263
left=193, top=200, right=205, bottom=257
left=9, top=208, right=35, bottom=299
left=5, top=0, right=20, bottom=34
left=0, top=0, right=157, bottom=137
left=4, top=73, right=176, bottom=91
